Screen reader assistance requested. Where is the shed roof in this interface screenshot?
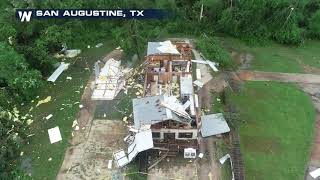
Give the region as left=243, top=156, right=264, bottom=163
left=201, top=113, right=230, bottom=137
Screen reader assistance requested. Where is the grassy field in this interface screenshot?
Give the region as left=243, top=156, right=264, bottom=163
left=18, top=40, right=115, bottom=179
left=230, top=82, right=315, bottom=180
left=221, top=37, right=320, bottom=73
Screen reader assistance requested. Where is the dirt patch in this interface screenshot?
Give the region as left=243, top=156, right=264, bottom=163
left=57, top=120, right=127, bottom=180
left=57, top=49, right=125, bottom=179
left=303, top=65, right=320, bottom=75
left=231, top=50, right=254, bottom=70
left=198, top=74, right=228, bottom=109
left=242, top=135, right=281, bottom=153
left=148, top=156, right=198, bottom=180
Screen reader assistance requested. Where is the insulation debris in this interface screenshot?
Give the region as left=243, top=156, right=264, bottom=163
left=45, top=114, right=53, bottom=120
left=95, top=43, right=103, bottom=48
left=36, top=96, right=52, bottom=107
left=65, top=49, right=81, bottom=58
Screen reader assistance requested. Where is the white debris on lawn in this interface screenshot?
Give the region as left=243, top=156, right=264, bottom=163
left=45, top=114, right=53, bottom=120
left=219, top=154, right=231, bottom=164
left=193, top=80, right=204, bottom=88
left=48, top=157, right=52, bottom=161
left=75, top=126, right=79, bottom=131
left=191, top=59, right=219, bottom=72
left=48, top=126, right=62, bottom=144
left=26, top=119, right=33, bottom=125
left=47, top=62, right=70, bottom=82
left=72, top=120, right=78, bottom=128
left=95, top=43, right=103, bottom=48
left=36, top=96, right=52, bottom=107
left=116, top=46, right=121, bottom=50
left=64, top=49, right=81, bottom=58
left=66, top=76, right=72, bottom=80
left=79, top=104, right=84, bottom=108
left=20, top=152, right=24, bottom=156
left=198, top=153, right=204, bottom=159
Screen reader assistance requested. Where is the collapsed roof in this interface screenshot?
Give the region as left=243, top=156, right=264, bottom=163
left=92, top=58, right=125, bottom=100
left=132, top=95, right=191, bottom=129
left=147, top=41, right=180, bottom=56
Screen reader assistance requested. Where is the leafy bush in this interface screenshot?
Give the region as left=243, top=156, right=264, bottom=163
left=196, top=35, right=233, bottom=69
left=0, top=42, right=42, bottom=100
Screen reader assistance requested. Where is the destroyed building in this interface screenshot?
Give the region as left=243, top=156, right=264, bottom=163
left=114, top=40, right=230, bottom=168
left=135, top=40, right=199, bottom=153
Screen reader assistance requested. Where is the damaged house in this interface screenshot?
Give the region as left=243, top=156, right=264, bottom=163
left=114, top=40, right=230, bottom=168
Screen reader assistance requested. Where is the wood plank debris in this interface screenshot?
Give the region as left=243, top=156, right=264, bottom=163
left=47, top=62, right=70, bottom=82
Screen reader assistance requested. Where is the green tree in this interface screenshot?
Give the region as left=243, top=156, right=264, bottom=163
left=309, top=10, right=320, bottom=38
left=0, top=42, right=42, bottom=100
left=0, top=107, right=27, bottom=179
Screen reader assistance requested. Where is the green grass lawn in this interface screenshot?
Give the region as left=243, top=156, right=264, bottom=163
left=230, top=82, right=315, bottom=180
left=18, top=40, right=114, bottom=179
left=221, top=37, right=320, bottom=73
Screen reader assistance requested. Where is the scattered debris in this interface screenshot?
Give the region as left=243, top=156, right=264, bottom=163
left=45, top=114, right=53, bottom=120
left=92, top=58, right=125, bottom=100
left=113, top=149, right=129, bottom=167
left=79, top=104, right=84, bottom=108
left=107, top=160, right=112, bottom=169
left=20, top=151, right=24, bottom=156
left=48, top=126, right=62, bottom=144
left=36, top=96, right=52, bottom=107
left=191, top=59, right=218, bottom=72
left=198, top=153, right=204, bottom=159
left=310, top=168, right=320, bottom=179
left=95, top=43, right=103, bottom=48
left=193, top=80, right=204, bottom=88
left=26, top=119, right=33, bottom=125
left=72, top=120, right=78, bottom=128
left=64, top=49, right=81, bottom=58
left=66, top=76, right=72, bottom=80
left=196, top=69, right=201, bottom=80
left=47, top=62, right=70, bottom=82
left=48, top=157, right=52, bottom=161
left=219, top=154, right=231, bottom=164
